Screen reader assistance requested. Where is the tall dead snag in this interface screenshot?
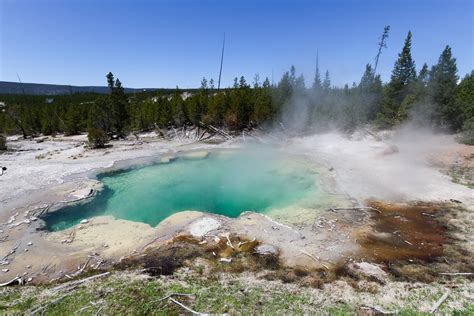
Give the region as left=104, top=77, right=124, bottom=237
left=373, top=25, right=390, bottom=75
left=217, top=33, right=225, bottom=91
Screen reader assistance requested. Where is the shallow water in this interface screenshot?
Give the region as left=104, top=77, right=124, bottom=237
left=43, top=149, right=321, bottom=231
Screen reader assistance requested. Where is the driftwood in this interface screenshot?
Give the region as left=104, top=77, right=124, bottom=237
left=430, top=290, right=450, bottom=314
left=1, top=243, right=20, bottom=261
left=28, top=292, right=73, bottom=315
left=172, top=127, right=180, bottom=142
left=94, top=304, right=105, bottom=316
left=51, top=271, right=110, bottom=293
left=224, top=233, right=235, bottom=249
left=199, top=121, right=232, bottom=140
left=360, top=304, right=397, bottom=315
left=439, top=272, right=474, bottom=276
left=41, top=263, right=56, bottom=276
left=152, top=293, right=207, bottom=315
left=199, top=132, right=216, bottom=142
left=28, top=294, right=69, bottom=315
left=156, top=293, right=194, bottom=302
left=169, top=297, right=207, bottom=316
left=329, top=207, right=381, bottom=214
left=300, top=250, right=329, bottom=269
left=0, top=275, right=22, bottom=287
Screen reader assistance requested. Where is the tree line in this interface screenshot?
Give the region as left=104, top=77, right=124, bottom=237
left=0, top=30, right=473, bottom=147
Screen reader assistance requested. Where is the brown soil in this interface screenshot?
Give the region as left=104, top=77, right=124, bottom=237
left=357, top=200, right=446, bottom=262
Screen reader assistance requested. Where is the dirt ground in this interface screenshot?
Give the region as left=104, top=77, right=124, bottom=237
left=0, top=129, right=473, bottom=313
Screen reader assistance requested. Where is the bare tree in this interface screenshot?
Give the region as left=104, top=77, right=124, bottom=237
left=217, top=33, right=225, bottom=91
left=373, top=25, right=390, bottom=75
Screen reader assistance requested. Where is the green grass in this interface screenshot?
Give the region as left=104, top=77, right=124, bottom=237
left=1, top=270, right=473, bottom=315
left=448, top=165, right=474, bottom=189
left=0, top=272, right=352, bottom=315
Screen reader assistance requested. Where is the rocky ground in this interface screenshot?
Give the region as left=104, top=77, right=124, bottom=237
left=0, top=128, right=473, bottom=314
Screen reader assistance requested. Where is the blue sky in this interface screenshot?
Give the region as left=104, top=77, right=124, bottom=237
left=1, top=0, right=472, bottom=88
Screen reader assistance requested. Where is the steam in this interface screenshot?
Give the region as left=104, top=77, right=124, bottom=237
left=283, top=121, right=472, bottom=204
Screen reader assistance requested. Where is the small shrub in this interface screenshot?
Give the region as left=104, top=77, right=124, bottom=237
left=460, top=118, right=474, bottom=145
left=0, top=134, right=6, bottom=151
left=87, top=128, right=109, bottom=148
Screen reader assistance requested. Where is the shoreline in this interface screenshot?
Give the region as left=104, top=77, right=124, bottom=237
left=1, top=130, right=472, bottom=286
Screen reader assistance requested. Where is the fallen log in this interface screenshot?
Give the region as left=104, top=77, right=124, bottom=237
left=156, top=293, right=194, bottom=302
left=0, top=276, right=22, bottom=287
left=430, top=290, right=450, bottom=314
left=169, top=297, right=207, bottom=316
left=51, top=271, right=110, bottom=293
left=360, top=304, right=397, bottom=315
left=329, top=207, right=381, bottom=214
left=198, top=121, right=232, bottom=140
left=224, top=233, right=235, bottom=249
left=300, top=250, right=329, bottom=269
left=28, top=293, right=72, bottom=315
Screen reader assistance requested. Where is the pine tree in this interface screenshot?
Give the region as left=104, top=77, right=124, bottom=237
left=358, top=65, right=382, bottom=122
left=455, top=72, right=474, bottom=143
left=252, top=77, right=273, bottom=125
left=295, top=74, right=305, bottom=92
left=0, top=134, right=6, bottom=151
left=391, top=31, right=416, bottom=87
left=290, top=65, right=296, bottom=87
left=359, top=64, right=375, bottom=90
left=64, top=105, right=82, bottom=135
left=110, top=76, right=129, bottom=135
left=106, top=72, right=115, bottom=91
left=322, top=70, right=331, bottom=90
left=171, top=87, right=186, bottom=126
left=200, top=77, right=208, bottom=91
left=239, top=76, right=248, bottom=89
left=378, top=31, right=417, bottom=126
left=417, top=63, right=429, bottom=86
left=312, top=53, right=322, bottom=92
left=428, top=45, right=459, bottom=129
left=276, top=71, right=292, bottom=116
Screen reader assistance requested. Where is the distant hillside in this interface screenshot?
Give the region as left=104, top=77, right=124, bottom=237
left=0, top=81, right=155, bottom=95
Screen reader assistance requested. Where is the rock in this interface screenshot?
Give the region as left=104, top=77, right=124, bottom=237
left=182, top=151, right=209, bottom=160
left=1, top=269, right=9, bottom=273
left=189, top=217, right=221, bottom=237
left=160, top=156, right=171, bottom=163
left=347, top=262, right=389, bottom=284
left=255, top=244, right=279, bottom=256
left=160, top=155, right=176, bottom=164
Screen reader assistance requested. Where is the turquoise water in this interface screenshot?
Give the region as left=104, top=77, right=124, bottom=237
left=42, top=150, right=318, bottom=231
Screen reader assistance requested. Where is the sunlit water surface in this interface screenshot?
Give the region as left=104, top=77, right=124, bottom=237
left=43, top=150, right=322, bottom=231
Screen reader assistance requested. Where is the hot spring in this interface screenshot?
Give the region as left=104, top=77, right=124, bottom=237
left=42, top=149, right=330, bottom=231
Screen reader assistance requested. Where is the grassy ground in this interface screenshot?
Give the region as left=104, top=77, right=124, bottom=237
left=1, top=267, right=473, bottom=315
left=448, top=164, right=474, bottom=189
left=446, top=152, right=474, bottom=189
